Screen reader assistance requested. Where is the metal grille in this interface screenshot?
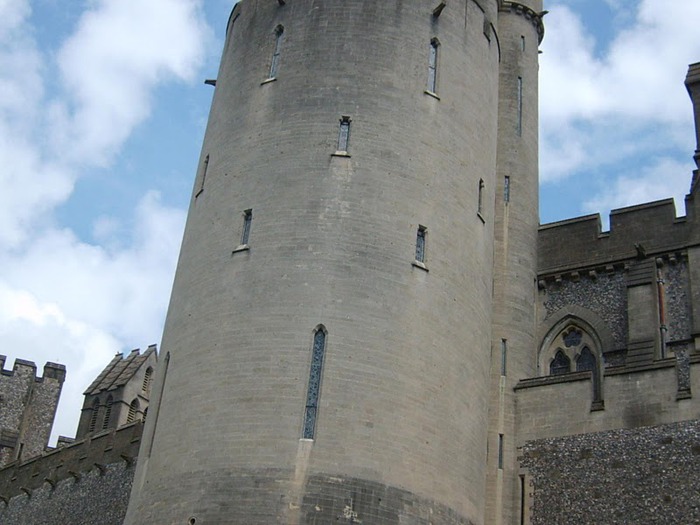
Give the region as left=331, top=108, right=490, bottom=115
left=303, top=329, right=326, bottom=439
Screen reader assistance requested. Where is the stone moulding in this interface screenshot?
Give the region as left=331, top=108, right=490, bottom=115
left=499, top=1, right=546, bottom=43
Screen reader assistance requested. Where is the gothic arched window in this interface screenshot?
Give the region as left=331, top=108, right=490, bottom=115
left=550, top=350, right=570, bottom=375
left=269, top=25, right=284, bottom=79
left=539, top=317, right=605, bottom=409
left=576, top=346, right=595, bottom=372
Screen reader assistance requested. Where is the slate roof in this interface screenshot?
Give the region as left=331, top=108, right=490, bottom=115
left=84, top=345, right=157, bottom=395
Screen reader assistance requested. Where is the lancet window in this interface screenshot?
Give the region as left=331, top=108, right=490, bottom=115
left=303, top=327, right=327, bottom=439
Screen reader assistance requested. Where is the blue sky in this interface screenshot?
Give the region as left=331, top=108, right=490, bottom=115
left=1, top=0, right=699, bottom=441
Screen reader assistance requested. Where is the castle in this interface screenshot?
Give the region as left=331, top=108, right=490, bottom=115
left=1, top=1, right=700, bottom=524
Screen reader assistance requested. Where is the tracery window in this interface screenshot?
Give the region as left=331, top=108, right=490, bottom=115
left=540, top=319, right=604, bottom=408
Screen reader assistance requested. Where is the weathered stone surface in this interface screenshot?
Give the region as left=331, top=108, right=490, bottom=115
left=543, top=271, right=627, bottom=350
left=0, top=462, right=134, bottom=525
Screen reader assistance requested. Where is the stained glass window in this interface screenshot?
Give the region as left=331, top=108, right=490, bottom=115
left=415, top=226, right=427, bottom=263
left=576, top=346, right=596, bottom=372
left=428, top=39, right=439, bottom=93
left=269, top=26, right=284, bottom=79
left=550, top=350, right=570, bottom=375
left=241, top=209, right=252, bottom=245
left=563, top=329, right=582, bottom=348
left=338, top=117, right=351, bottom=152
left=303, top=328, right=327, bottom=439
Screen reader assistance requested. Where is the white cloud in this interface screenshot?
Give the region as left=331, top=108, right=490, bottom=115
left=540, top=0, right=700, bottom=215
left=0, top=284, right=119, bottom=440
left=0, top=0, right=207, bottom=442
left=0, top=193, right=185, bottom=441
left=51, top=0, right=209, bottom=166
left=542, top=0, right=700, bottom=124
left=582, top=157, right=691, bottom=224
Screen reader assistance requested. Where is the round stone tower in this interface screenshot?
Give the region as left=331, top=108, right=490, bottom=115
left=124, top=1, right=543, bottom=524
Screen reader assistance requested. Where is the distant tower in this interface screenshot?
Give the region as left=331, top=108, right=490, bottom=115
left=0, top=357, right=65, bottom=467
left=125, top=1, right=543, bottom=524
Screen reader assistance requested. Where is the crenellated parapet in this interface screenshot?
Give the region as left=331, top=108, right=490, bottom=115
left=0, top=357, right=66, bottom=468
left=0, top=422, right=142, bottom=525
left=0, top=422, right=141, bottom=502
left=499, top=1, right=546, bottom=43
left=538, top=198, right=697, bottom=276
left=0, top=357, right=66, bottom=383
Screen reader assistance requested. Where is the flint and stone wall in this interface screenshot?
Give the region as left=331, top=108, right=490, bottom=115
left=0, top=358, right=65, bottom=467
left=520, top=420, right=700, bottom=525
left=0, top=423, right=142, bottom=525
left=0, top=462, right=133, bottom=525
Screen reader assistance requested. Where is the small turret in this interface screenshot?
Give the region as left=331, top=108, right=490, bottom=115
left=686, top=61, right=700, bottom=207
left=0, top=357, right=66, bottom=466
left=686, top=62, right=700, bottom=171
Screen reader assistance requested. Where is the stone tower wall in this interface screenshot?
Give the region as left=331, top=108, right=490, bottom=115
left=486, top=1, right=542, bottom=524
left=0, top=357, right=65, bottom=467
left=125, top=1, right=513, bottom=523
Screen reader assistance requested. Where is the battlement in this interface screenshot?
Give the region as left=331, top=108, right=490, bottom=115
left=0, top=356, right=66, bottom=383
left=0, top=421, right=142, bottom=502
left=538, top=198, right=697, bottom=275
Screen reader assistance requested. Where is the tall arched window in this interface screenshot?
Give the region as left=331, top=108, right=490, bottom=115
left=142, top=367, right=153, bottom=393
left=127, top=399, right=140, bottom=424
left=427, top=38, right=440, bottom=94
left=88, top=398, right=100, bottom=433
left=477, top=179, right=485, bottom=216
left=102, top=396, right=113, bottom=430
left=269, top=25, right=284, bottom=79
left=539, top=316, right=606, bottom=409
left=303, top=327, right=327, bottom=439
left=195, top=154, right=209, bottom=198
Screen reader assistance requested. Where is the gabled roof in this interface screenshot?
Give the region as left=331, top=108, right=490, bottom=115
left=84, top=345, right=157, bottom=395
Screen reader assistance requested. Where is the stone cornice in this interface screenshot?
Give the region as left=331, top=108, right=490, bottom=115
left=499, top=1, right=545, bottom=43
